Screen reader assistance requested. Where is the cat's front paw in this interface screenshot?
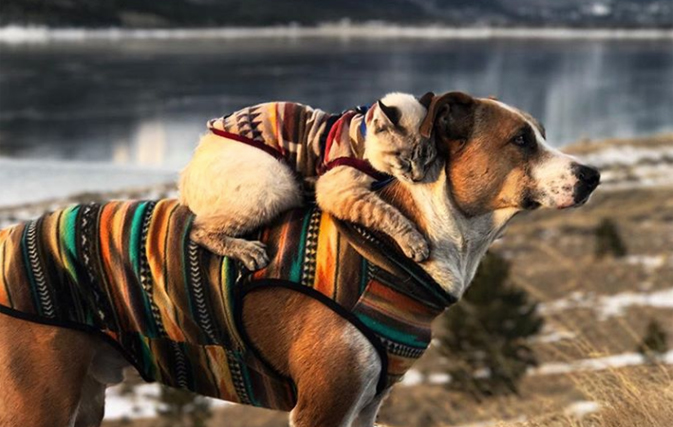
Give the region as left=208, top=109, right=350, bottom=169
left=229, top=239, right=270, bottom=271
left=396, top=230, right=430, bottom=262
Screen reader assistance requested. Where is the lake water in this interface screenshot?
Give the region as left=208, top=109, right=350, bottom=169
left=1, top=36, right=672, bottom=171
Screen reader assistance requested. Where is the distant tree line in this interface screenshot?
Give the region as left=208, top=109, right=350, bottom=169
left=2, top=0, right=671, bottom=29
left=0, top=0, right=423, bottom=28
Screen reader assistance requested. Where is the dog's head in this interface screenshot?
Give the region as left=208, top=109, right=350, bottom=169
left=419, top=92, right=600, bottom=217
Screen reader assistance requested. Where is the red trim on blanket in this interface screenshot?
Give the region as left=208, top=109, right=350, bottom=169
left=324, top=110, right=356, bottom=160
left=323, top=157, right=392, bottom=182
left=208, top=118, right=391, bottom=184
left=207, top=123, right=285, bottom=162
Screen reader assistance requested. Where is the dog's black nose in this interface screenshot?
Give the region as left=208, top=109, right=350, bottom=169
left=574, top=164, right=601, bottom=189
left=572, top=163, right=601, bottom=205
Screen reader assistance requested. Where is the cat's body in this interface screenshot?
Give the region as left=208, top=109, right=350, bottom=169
left=179, top=93, right=436, bottom=270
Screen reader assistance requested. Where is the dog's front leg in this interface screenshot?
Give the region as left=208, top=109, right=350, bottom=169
left=242, top=287, right=382, bottom=427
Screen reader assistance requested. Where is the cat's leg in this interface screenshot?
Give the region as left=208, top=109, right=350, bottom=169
left=316, top=166, right=429, bottom=262
left=179, top=135, right=303, bottom=270
left=190, top=215, right=272, bottom=271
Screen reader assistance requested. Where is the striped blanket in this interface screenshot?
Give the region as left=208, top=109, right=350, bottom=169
left=208, top=102, right=388, bottom=180
left=0, top=200, right=455, bottom=411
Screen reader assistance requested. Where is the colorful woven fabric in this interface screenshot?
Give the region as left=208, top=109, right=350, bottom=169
left=208, top=102, right=387, bottom=180
left=0, top=200, right=455, bottom=410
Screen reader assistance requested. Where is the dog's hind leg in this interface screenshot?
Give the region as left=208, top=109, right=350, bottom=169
left=0, top=314, right=97, bottom=427
left=351, top=391, right=389, bottom=427
left=73, top=374, right=106, bottom=427
left=74, top=344, right=128, bottom=427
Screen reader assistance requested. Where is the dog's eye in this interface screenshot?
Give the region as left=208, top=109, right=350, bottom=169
left=511, top=135, right=527, bottom=146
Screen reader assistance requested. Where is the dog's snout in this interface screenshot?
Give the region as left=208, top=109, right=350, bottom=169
left=573, top=164, right=601, bottom=189
left=571, top=163, right=600, bottom=206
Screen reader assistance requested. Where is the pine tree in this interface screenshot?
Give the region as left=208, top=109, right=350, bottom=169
left=637, top=319, right=668, bottom=363
left=157, top=385, right=212, bottom=427
left=436, top=251, right=543, bottom=398
left=595, top=218, right=627, bottom=258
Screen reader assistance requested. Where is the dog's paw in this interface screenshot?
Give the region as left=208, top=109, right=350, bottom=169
left=396, top=230, right=430, bottom=262
left=230, top=239, right=270, bottom=271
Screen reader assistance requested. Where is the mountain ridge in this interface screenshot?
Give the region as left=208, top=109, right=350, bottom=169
left=1, top=0, right=671, bottom=29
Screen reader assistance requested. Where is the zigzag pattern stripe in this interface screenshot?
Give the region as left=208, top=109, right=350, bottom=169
left=25, top=220, right=55, bottom=318
left=228, top=358, right=252, bottom=405
left=380, top=337, right=426, bottom=359
left=170, top=341, right=189, bottom=389
left=188, top=240, right=217, bottom=342
left=138, top=201, right=166, bottom=336
left=300, top=210, right=321, bottom=286
left=80, top=203, right=111, bottom=325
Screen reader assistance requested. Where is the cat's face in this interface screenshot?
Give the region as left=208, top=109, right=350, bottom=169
left=364, top=93, right=437, bottom=182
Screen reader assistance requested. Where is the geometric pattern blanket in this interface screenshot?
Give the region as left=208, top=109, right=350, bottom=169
left=208, top=102, right=390, bottom=181
left=0, top=199, right=455, bottom=411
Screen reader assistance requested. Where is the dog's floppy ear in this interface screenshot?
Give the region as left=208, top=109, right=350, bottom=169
left=419, top=91, right=475, bottom=140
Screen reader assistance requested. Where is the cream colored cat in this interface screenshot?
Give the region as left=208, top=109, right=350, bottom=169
left=179, top=92, right=436, bottom=270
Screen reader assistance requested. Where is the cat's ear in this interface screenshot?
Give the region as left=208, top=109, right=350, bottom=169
left=419, top=91, right=475, bottom=142
left=418, top=92, right=434, bottom=110
left=373, top=100, right=401, bottom=132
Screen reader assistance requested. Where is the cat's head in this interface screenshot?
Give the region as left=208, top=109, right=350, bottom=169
left=364, top=93, right=436, bottom=182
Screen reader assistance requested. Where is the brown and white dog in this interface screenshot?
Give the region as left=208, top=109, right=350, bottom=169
left=0, top=92, right=599, bottom=427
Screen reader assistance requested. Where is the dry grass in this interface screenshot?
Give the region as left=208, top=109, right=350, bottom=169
left=500, top=364, right=673, bottom=427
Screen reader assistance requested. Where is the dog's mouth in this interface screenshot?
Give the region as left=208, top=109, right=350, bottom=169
left=521, top=195, right=541, bottom=210
left=559, top=193, right=591, bottom=210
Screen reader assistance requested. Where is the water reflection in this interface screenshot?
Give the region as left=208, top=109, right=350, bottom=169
left=0, top=38, right=671, bottom=169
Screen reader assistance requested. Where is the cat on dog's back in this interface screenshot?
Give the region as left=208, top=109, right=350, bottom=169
left=179, top=93, right=436, bottom=270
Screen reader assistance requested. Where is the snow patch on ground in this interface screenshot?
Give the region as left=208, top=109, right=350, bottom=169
left=105, top=384, right=163, bottom=420
left=582, top=146, right=673, bottom=168
left=400, top=369, right=425, bottom=386
left=104, top=383, right=229, bottom=421
left=540, top=286, right=673, bottom=319
left=531, top=327, right=576, bottom=344
left=400, top=370, right=452, bottom=386
left=529, top=350, right=673, bottom=376
left=624, top=254, right=667, bottom=271
left=576, top=143, right=673, bottom=190
left=565, top=400, right=601, bottom=418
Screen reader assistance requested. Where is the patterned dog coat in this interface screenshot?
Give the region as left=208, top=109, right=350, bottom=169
left=0, top=200, right=455, bottom=411
left=208, top=102, right=389, bottom=182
